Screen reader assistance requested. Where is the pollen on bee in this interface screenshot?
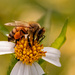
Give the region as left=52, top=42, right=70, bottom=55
left=14, top=37, right=46, bottom=65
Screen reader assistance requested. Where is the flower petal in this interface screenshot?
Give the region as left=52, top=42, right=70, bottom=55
left=10, top=61, right=21, bottom=75
left=42, top=47, right=61, bottom=67
left=0, top=41, right=15, bottom=55
left=0, top=41, right=14, bottom=47
left=30, top=63, right=38, bottom=75
left=23, top=62, right=44, bottom=75
left=34, top=62, right=45, bottom=75
left=11, top=62, right=45, bottom=75
left=43, top=47, right=60, bottom=55
left=17, top=62, right=24, bottom=75
left=24, top=64, right=30, bottom=75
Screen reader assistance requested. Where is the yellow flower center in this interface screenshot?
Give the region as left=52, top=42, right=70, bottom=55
left=14, top=38, right=46, bottom=65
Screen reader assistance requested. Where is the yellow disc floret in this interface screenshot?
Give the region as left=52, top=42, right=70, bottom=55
left=14, top=38, right=46, bottom=65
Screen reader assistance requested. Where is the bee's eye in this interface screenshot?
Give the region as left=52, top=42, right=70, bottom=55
left=38, top=28, right=45, bottom=36
left=38, top=29, right=43, bottom=35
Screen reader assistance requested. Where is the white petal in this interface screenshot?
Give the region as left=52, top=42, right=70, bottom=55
left=17, top=62, right=24, bottom=75
left=23, top=62, right=44, bottom=75
left=11, top=62, right=44, bottom=75
left=43, top=47, right=60, bottom=55
left=45, top=53, right=60, bottom=59
left=24, top=64, right=30, bottom=75
left=34, top=62, right=45, bottom=75
left=10, top=61, right=21, bottom=75
left=0, top=41, right=15, bottom=55
left=42, top=57, right=61, bottom=67
left=42, top=47, right=61, bottom=67
left=0, top=41, right=15, bottom=47
left=30, top=63, right=38, bottom=75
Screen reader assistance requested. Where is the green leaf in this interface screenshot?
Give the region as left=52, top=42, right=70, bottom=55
left=50, top=19, right=68, bottom=49
left=7, top=54, right=18, bottom=75
left=43, top=74, right=47, bottom=75
left=38, top=58, right=45, bottom=64
left=0, top=24, right=9, bottom=37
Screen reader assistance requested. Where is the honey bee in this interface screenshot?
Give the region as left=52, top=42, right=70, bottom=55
left=5, top=21, right=45, bottom=46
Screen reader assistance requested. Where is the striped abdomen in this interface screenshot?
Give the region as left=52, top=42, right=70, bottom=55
left=8, top=27, right=27, bottom=42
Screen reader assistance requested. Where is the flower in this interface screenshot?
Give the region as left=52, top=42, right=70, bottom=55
left=0, top=38, right=61, bottom=75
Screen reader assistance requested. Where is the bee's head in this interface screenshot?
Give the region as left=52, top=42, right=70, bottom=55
left=38, top=27, right=45, bottom=36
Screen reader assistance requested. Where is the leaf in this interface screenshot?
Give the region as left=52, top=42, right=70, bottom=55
left=50, top=19, right=68, bottom=49
left=43, top=74, right=47, bottom=75
left=38, top=58, right=45, bottom=64
left=7, top=54, right=18, bottom=75
left=0, top=24, right=9, bottom=37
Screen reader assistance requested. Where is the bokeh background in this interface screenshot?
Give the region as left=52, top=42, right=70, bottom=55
left=0, top=0, right=75, bottom=75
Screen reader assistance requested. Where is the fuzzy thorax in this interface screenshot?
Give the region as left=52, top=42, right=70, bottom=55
left=14, top=38, right=46, bottom=65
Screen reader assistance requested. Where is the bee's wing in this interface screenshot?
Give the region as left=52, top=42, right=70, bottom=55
left=5, top=21, right=30, bottom=28
left=5, top=22, right=16, bottom=26
left=15, top=21, right=26, bottom=24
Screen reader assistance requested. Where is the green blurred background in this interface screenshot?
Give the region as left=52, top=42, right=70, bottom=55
left=0, top=0, right=75, bottom=75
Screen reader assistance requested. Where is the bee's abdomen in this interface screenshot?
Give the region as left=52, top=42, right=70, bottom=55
left=8, top=28, right=16, bottom=41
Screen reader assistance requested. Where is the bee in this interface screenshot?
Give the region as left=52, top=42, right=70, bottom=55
left=5, top=21, right=45, bottom=46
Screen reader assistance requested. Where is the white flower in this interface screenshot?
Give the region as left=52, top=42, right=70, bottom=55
left=0, top=41, right=61, bottom=75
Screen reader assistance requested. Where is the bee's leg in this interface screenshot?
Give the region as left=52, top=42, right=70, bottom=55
left=36, top=36, right=39, bottom=41
left=32, top=30, right=37, bottom=44
left=33, top=34, right=35, bottom=44
left=15, top=39, right=20, bottom=43
left=27, top=35, right=31, bottom=47
left=36, top=35, right=41, bottom=42
left=38, top=35, right=45, bottom=43
left=19, top=29, right=25, bottom=40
